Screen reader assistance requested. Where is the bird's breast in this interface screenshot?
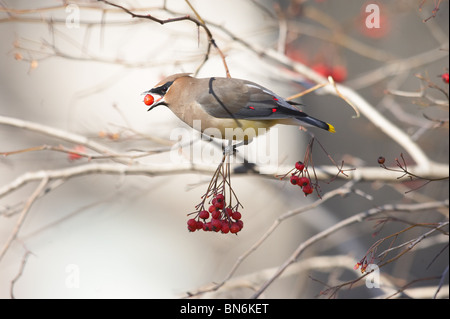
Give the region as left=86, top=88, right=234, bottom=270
left=171, top=102, right=277, bottom=141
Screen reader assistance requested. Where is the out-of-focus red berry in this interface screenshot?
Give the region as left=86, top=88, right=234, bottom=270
left=312, top=63, right=332, bottom=78
left=68, top=145, right=86, bottom=161
left=331, top=65, right=348, bottom=82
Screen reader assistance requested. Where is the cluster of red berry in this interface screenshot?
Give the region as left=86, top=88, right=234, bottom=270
left=289, top=161, right=314, bottom=196
left=187, top=193, right=243, bottom=234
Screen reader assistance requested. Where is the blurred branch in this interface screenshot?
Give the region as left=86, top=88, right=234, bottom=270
left=1, top=141, right=448, bottom=204
left=288, top=12, right=395, bottom=62
left=251, top=199, right=449, bottom=298
left=345, top=46, right=449, bottom=90
left=0, top=115, right=131, bottom=164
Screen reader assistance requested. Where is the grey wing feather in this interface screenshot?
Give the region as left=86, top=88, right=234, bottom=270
left=197, top=77, right=302, bottom=120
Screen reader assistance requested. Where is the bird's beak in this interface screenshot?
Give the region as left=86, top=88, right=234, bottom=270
left=142, top=90, right=167, bottom=111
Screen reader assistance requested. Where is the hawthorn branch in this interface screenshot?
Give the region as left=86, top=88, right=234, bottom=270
left=1, top=159, right=449, bottom=203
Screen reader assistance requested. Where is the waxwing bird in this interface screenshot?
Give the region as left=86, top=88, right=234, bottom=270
left=143, top=73, right=335, bottom=141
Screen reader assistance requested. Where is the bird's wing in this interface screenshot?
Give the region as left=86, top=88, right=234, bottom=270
left=196, top=77, right=303, bottom=120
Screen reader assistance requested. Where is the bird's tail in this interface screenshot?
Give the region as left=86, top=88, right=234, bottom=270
left=295, top=115, right=336, bottom=133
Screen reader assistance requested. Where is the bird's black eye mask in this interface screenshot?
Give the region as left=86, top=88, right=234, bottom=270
left=150, top=80, right=174, bottom=96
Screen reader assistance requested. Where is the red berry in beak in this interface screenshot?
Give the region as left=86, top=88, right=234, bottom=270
left=143, top=94, right=154, bottom=106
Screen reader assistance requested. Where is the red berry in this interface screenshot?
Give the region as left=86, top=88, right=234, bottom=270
left=211, top=219, right=222, bottom=232
left=236, top=220, right=244, bottom=230
left=299, top=177, right=310, bottom=187
left=187, top=218, right=197, bottom=227
left=187, top=218, right=197, bottom=232
left=230, top=223, right=240, bottom=234
left=196, top=221, right=204, bottom=230
left=143, top=94, right=154, bottom=106
left=203, top=222, right=212, bottom=231
left=290, top=175, right=300, bottom=185
left=208, top=205, right=217, bottom=213
left=215, top=193, right=225, bottom=202
left=199, top=210, right=209, bottom=219
left=214, top=201, right=224, bottom=209
left=211, top=210, right=221, bottom=220
left=295, top=161, right=305, bottom=171
left=232, top=211, right=241, bottom=220
left=377, top=156, right=385, bottom=165
left=441, top=73, right=449, bottom=84
left=302, top=185, right=314, bottom=195
left=221, top=222, right=230, bottom=234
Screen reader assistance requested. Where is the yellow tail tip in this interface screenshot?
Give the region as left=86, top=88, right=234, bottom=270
left=328, top=123, right=336, bottom=133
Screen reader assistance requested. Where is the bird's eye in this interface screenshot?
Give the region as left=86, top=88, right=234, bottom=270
left=151, top=81, right=174, bottom=96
